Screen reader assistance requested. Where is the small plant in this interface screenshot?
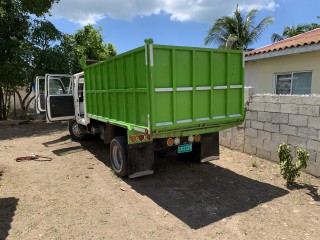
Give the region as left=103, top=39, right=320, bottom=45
left=277, top=143, right=309, bottom=183
left=251, top=160, right=258, bottom=168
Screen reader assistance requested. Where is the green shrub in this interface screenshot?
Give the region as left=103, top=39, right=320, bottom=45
left=277, top=143, right=309, bottom=183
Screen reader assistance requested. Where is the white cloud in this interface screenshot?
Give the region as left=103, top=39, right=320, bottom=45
left=50, top=0, right=280, bottom=25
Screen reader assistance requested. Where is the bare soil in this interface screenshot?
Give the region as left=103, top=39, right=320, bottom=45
left=0, top=122, right=319, bottom=240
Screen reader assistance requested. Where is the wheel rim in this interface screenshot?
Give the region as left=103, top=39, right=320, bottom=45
left=112, top=144, right=123, bottom=171
left=72, top=122, right=83, bottom=137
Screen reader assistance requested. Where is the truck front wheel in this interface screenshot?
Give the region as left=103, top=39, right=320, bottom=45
left=68, top=119, right=87, bottom=140
left=110, top=136, right=128, bottom=177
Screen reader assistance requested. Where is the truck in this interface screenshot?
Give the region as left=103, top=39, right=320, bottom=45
left=37, top=39, right=245, bottom=178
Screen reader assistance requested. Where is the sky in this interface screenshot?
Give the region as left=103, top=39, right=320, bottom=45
left=48, top=0, right=320, bottom=54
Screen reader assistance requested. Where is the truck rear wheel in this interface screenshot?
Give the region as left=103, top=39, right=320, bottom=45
left=68, top=119, right=87, bottom=140
left=110, top=136, right=128, bottom=177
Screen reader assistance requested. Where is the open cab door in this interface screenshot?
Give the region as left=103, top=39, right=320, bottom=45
left=35, top=76, right=46, bottom=114
left=45, top=74, right=75, bottom=122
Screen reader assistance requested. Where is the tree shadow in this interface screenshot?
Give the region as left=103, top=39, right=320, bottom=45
left=0, top=122, right=67, bottom=141
left=0, top=197, right=19, bottom=240
left=286, top=182, right=319, bottom=201
left=76, top=139, right=289, bottom=229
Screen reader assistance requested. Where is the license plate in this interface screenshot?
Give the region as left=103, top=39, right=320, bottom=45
left=178, top=143, right=192, bottom=154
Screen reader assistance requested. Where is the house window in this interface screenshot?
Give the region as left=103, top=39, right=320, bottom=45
left=275, top=71, right=312, bottom=95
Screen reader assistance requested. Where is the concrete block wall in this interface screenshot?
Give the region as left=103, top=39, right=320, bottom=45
left=220, top=93, right=320, bottom=177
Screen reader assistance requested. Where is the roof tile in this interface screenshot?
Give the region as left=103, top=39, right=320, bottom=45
left=245, top=28, right=320, bottom=56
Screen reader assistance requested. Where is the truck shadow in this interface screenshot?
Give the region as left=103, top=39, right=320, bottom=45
left=0, top=197, right=19, bottom=240
left=79, top=139, right=289, bottom=229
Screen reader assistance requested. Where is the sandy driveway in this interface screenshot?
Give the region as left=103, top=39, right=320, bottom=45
left=0, top=121, right=319, bottom=240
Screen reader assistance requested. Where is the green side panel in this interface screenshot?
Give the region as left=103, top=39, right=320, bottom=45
left=212, top=52, right=227, bottom=86
left=136, top=92, right=148, bottom=126
left=153, top=49, right=172, bottom=88
left=150, top=45, right=244, bottom=132
left=195, top=51, right=210, bottom=86
left=229, top=53, right=242, bottom=85
left=229, top=89, right=242, bottom=115
left=213, top=90, right=226, bottom=117
left=175, top=50, right=192, bottom=87
left=176, top=92, right=192, bottom=121
left=84, top=47, right=148, bottom=129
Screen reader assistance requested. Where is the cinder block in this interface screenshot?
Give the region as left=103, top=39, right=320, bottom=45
left=288, top=114, right=308, bottom=127
left=301, top=96, right=320, bottom=105
left=297, top=127, right=318, bottom=140
left=219, top=130, right=228, bottom=138
left=280, top=124, right=297, bottom=135
left=305, top=163, right=320, bottom=177
left=316, top=152, right=320, bottom=163
left=256, top=148, right=271, bottom=159
left=263, top=139, right=279, bottom=152
left=308, top=116, right=320, bottom=130
left=245, top=136, right=263, bottom=148
left=272, top=133, right=288, bottom=143
left=220, top=137, right=231, bottom=148
left=288, top=135, right=307, bottom=148
left=307, top=150, right=317, bottom=163
left=281, top=104, right=299, bottom=114
left=265, top=103, right=281, bottom=113
left=298, top=105, right=320, bottom=117
left=246, top=111, right=258, bottom=120
left=270, top=152, right=279, bottom=162
left=249, top=102, right=265, bottom=111
left=245, top=128, right=258, bottom=138
left=250, top=120, right=264, bottom=130
left=271, top=113, right=289, bottom=124
left=245, top=120, right=251, bottom=128
left=244, top=143, right=257, bottom=155
left=278, top=96, right=301, bottom=104
left=258, top=130, right=272, bottom=140
left=264, top=122, right=280, bottom=133
left=307, top=139, right=320, bottom=151
left=258, top=112, right=272, bottom=122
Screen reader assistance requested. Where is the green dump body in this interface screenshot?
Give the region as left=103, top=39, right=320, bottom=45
left=84, top=42, right=244, bottom=139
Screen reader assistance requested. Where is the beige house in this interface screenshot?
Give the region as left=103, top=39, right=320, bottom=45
left=245, top=28, right=320, bottom=94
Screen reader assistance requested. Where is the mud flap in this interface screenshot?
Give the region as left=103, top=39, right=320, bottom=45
left=128, top=142, right=154, bottom=178
left=200, top=132, right=220, bottom=163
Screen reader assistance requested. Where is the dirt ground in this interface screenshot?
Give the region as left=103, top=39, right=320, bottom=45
left=0, top=121, right=319, bottom=240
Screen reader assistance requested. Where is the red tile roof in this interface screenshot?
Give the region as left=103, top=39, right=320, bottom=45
left=246, top=28, right=320, bottom=56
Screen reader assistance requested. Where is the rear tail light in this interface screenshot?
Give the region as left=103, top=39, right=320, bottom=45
left=194, top=134, right=201, bottom=142
left=188, top=135, right=194, bottom=143
left=146, top=134, right=152, bottom=140
left=130, top=135, right=137, bottom=142
left=138, top=134, right=145, bottom=141
left=173, top=137, right=181, bottom=145
left=167, top=138, right=174, bottom=146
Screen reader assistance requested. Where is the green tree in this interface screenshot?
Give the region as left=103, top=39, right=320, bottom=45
left=204, top=5, right=273, bottom=50
left=0, top=0, right=59, bottom=120
left=61, top=24, right=117, bottom=73
left=271, top=23, right=320, bottom=42
left=15, top=19, right=69, bottom=119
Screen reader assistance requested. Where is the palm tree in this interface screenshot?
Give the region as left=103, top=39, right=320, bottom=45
left=204, top=6, right=273, bottom=50
left=271, top=23, right=320, bottom=42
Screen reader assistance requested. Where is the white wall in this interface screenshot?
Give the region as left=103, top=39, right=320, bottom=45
left=245, top=51, right=320, bottom=94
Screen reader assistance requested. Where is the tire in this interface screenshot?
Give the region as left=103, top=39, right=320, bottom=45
left=110, top=136, right=128, bottom=177
left=68, top=119, right=87, bottom=140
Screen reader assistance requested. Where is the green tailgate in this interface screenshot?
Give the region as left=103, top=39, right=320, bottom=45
left=149, top=44, right=244, bottom=134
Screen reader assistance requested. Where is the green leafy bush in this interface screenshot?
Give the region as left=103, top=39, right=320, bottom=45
left=277, top=143, right=309, bottom=183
